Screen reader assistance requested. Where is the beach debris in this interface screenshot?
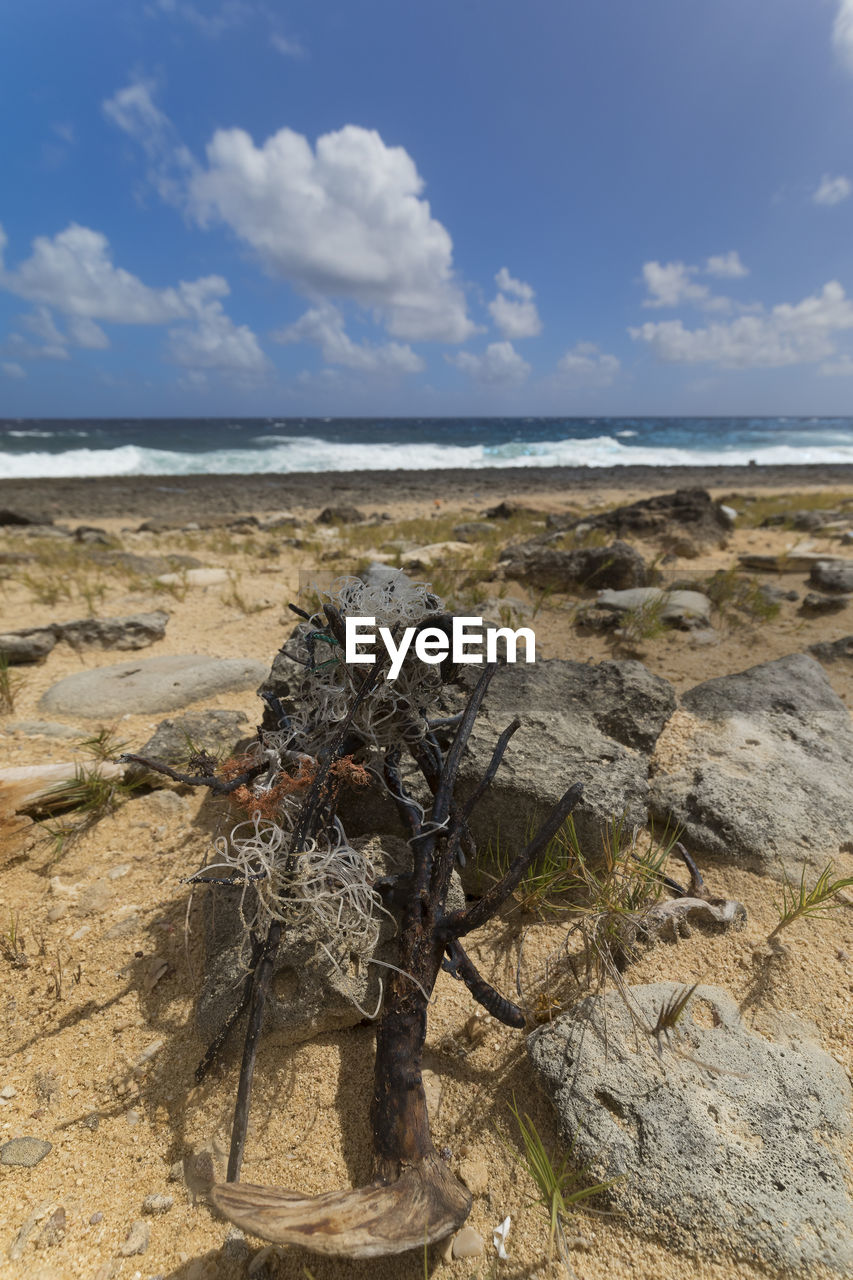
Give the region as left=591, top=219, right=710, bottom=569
left=492, top=1216, right=511, bottom=1259
left=649, top=653, right=853, bottom=880
left=125, top=709, right=248, bottom=787
left=128, top=577, right=583, bottom=1258
left=35, top=1206, right=66, bottom=1249
left=452, top=1225, right=485, bottom=1258
left=528, top=983, right=853, bottom=1273
left=39, top=654, right=268, bottom=717
left=1, top=1136, right=52, bottom=1167
left=500, top=538, right=647, bottom=591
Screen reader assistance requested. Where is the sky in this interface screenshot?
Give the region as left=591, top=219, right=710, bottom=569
left=3, top=0, right=853, bottom=417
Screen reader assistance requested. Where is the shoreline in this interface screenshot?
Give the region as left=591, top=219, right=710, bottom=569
left=5, top=461, right=853, bottom=521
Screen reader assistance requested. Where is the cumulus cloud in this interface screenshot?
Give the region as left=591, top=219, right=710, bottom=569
left=557, top=342, right=620, bottom=386
left=2, top=362, right=25, bottom=379
left=104, top=83, right=475, bottom=344
left=631, top=281, right=853, bottom=368
left=186, top=125, right=474, bottom=342
left=19, top=306, right=109, bottom=354
left=642, top=260, right=716, bottom=309
left=813, top=174, right=852, bottom=206
left=705, top=251, right=748, bottom=278
left=834, top=0, right=853, bottom=73
left=0, top=224, right=187, bottom=323
left=67, top=315, right=110, bottom=349
left=447, top=341, right=530, bottom=385
left=488, top=267, right=541, bottom=339
left=167, top=276, right=269, bottom=373
left=274, top=302, right=424, bottom=373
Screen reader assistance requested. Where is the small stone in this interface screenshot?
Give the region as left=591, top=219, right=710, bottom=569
left=107, top=864, right=131, bottom=880
left=0, top=1085, right=17, bottom=1099
left=83, top=1112, right=100, bottom=1131
left=76, top=880, right=112, bottom=916
left=35, top=1206, right=66, bottom=1248
left=458, top=1157, right=489, bottom=1195
left=47, top=905, right=68, bottom=923
left=142, top=1193, right=173, bottom=1215
left=168, top=1160, right=183, bottom=1182
left=1, top=1136, right=52, bottom=1167
left=118, top=1219, right=150, bottom=1256
left=126, top=1109, right=141, bottom=1126
left=89, top=1211, right=103, bottom=1225
left=451, top=1225, right=485, bottom=1258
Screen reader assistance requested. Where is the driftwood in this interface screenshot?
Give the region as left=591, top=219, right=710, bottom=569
left=209, top=661, right=582, bottom=1255
left=126, top=608, right=581, bottom=1258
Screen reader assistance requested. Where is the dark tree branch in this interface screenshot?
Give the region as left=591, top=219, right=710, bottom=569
left=443, top=938, right=525, bottom=1028
left=117, top=754, right=267, bottom=795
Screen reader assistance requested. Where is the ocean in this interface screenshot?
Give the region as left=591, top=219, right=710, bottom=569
left=2, top=417, right=853, bottom=479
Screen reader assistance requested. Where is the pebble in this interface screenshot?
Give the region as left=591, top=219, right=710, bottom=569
left=1, top=1136, right=52, bottom=1167
left=89, top=1211, right=104, bottom=1225
left=126, top=1109, right=141, bottom=1126
left=451, top=1225, right=485, bottom=1258
left=107, top=864, right=131, bottom=879
left=47, top=905, right=68, bottom=923
left=458, top=1157, right=489, bottom=1195
left=142, top=1193, right=173, bottom=1215
left=119, top=1219, right=150, bottom=1256
left=0, top=1085, right=17, bottom=1099
left=35, top=1206, right=66, bottom=1248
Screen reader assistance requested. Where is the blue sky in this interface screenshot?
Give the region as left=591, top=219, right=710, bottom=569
left=3, top=0, right=853, bottom=416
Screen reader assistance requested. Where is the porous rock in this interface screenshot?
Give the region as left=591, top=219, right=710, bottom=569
left=455, top=659, right=676, bottom=861
left=39, top=655, right=268, bottom=717
left=126, top=709, right=249, bottom=785
left=499, top=539, right=647, bottom=591
left=1, top=1136, right=52, bottom=1167
left=55, top=611, right=169, bottom=651
left=546, top=488, right=733, bottom=543
left=649, top=653, right=853, bottom=879
left=809, top=559, right=853, bottom=593
left=528, top=983, right=853, bottom=1273
left=197, top=834, right=467, bottom=1047
left=0, top=628, right=57, bottom=664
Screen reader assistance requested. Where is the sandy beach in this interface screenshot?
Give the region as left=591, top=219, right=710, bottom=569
left=0, top=465, right=852, bottom=1280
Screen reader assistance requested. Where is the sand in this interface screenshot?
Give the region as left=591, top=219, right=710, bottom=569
left=0, top=466, right=851, bottom=1280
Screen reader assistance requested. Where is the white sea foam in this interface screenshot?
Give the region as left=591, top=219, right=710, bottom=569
left=2, top=434, right=853, bottom=479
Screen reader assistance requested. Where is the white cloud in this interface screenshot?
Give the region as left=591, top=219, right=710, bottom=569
left=642, top=260, right=716, bottom=309
left=488, top=268, right=541, bottom=339
left=149, top=0, right=252, bottom=38
left=21, top=306, right=67, bottom=348
left=834, top=0, right=853, bottom=73
left=631, top=281, right=853, bottom=368
left=705, top=251, right=748, bottom=278
left=167, top=276, right=269, bottom=373
left=557, top=342, right=620, bottom=386
left=2, top=362, right=25, bottom=379
left=494, top=267, right=534, bottom=300
left=3, top=332, right=69, bottom=362
left=813, top=174, right=852, bottom=206
left=67, top=315, right=110, bottom=349
left=819, top=353, right=853, bottom=376
left=274, top=303, right=424, bottom=373
left=104, top=86, right=475, bottom=344
left=186, top=124, right=475, bottom=342
left=447, top=341, right=530, bottom=385
left=1, top=224, right=187, bottom=323
left=270, top=32, right=305, bottom=58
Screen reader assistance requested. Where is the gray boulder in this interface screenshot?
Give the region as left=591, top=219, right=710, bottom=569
left=649, top=653, right=853, bottom=879
left=0, top=628, right=57, bottom=664
left=528, top=983, right=853, bottom=1273
left=316, top=505, right=365, bottom=525
left=810, top=635, right=853, bottom=662
left=453, top=522, right=497, bottom=541
left=0, top=509, right=52, bottom=527
left=546, top=488, right=733, bottom=544
left=809, top=559, right=853, bottom=593
left=499, top=540, right=647, bottom=591
left=39, top=655, right=269, bottom=717
left=456, top=659, right=676, bottom=858
left=55, top=611, right=169, bottom=651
